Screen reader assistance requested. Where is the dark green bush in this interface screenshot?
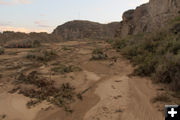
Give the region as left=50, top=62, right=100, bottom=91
left=134, top=54, right=158, bottom=76
left=154, top=54, right=180, bottom=90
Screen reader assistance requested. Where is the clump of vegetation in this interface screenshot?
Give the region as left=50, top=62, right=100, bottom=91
left=152, top=94, right=171, bottom=103
left=26, top=48, right=57, bottom=62
left=14, top=71, right=76, bottom=112
left=61, top=46, right=72, bottom=51
left=0, top=46, right=4, bottom=55
left=15, top=71, right=53, bottom=87
left=115, top=109, right=123, bottom=113
left=106, top=39, right=114, bottom=44
left=77, top=93, right=83, bottom=100
left=90, top=48, right=108, bottom=60
left=171, top=91, right=180, bottom=99
left=5, top=39, right=40, bottom=48
left=170, top=15, right=180, bottom=25
left=27, top=99, right=41, bottom=108
left=52, top=64, right=82, bottom=74
left=111, top=15, right=180, bottom=91
left=111, top=56, right=118, bottom=62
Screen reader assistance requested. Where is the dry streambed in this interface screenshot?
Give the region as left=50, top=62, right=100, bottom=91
left=0, top=41, right=165, bottom=120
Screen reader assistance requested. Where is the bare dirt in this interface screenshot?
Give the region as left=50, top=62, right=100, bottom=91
left=0, top=41, right=165, bottom=120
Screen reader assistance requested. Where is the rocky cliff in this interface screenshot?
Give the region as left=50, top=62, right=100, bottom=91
left=53, top=0, right=180, bottom=40
left=115, top=0, right=180, bottom=38
left=52, top=20, right=119, bottom=40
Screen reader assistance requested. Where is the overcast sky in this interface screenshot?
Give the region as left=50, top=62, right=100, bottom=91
left=0, top=0, right=149, bottom=33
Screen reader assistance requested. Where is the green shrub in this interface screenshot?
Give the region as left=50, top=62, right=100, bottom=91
left=154, top=54, right=180, bottom=90
left=133, top=54, right=158, bottom=76
left=62, top=46, right=72, bottom=51
left=92, top=48, right=103, bottom=54
left=0, top=46, right=4, bottom=55
left=26, top=49, right=57, bottom=62
left=52, top=64, right=82, bottom=74
left=113, top=39, right=127, bottom=50
left=91, top=48, right=108, bottom=60
left=106, top=39, right=115, bottom=44
left=170, top=15, right=180, bottom=24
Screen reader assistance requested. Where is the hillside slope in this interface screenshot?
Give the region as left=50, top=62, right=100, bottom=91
left=52, top=20, right=119, bottom=40
left=113, top=14, right=180, bottom=92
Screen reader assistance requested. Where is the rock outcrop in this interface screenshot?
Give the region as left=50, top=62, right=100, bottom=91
left=52, top=20, right=119, bottom=40
left=115, top=0, right=180, bottom=38
left=53, top=0, right=180, bottom=40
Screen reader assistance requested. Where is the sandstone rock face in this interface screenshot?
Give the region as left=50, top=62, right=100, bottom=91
left=53, top=0, right=180, bottom=40
left=53, top=20, right=119, bottom=40
left=122, top=10, right=135, bottom=21
left=115, top=0, right=180, bottom=38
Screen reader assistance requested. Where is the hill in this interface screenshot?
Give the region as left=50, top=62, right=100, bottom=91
left=52, top=20, right=119, bottom=40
